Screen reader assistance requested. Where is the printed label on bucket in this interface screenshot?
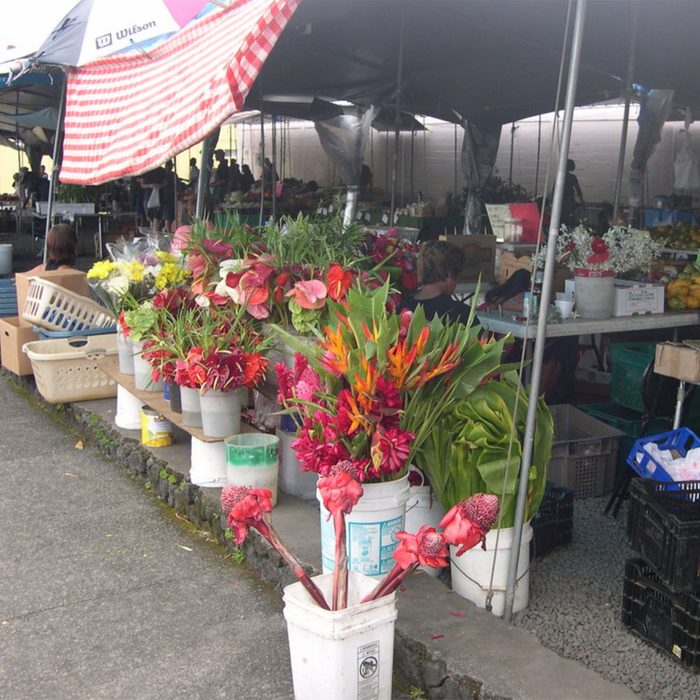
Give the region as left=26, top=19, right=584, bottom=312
left=322, top=515, right=404, bottom=576
left=357, top=640, right=380, bottom=700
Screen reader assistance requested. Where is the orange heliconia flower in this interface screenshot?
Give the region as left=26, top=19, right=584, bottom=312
left=320, top=324, right=350, bottom=374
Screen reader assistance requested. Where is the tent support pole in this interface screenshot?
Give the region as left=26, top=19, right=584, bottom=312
left=389, top=5, right=406, bottom=224
left=259, top=110, right=265, bottom=227
left=44, top=76, right=67, bottom=264
left=503, top=0, right=587, bottom=623
left=196, top=134, right=215, bottom=221
left=508, top=123, right=516, bottom=186
left=271, top=116, right=277, bottom=221
left=534, top=114, right=542, bottom=198
left=612, top=2, right=639, bottom=224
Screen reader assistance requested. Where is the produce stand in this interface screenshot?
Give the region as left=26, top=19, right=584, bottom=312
left=98, top=355, right=261, bottom=443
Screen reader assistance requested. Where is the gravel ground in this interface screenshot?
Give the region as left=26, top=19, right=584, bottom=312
left=513, top=496, right=700, bottom=700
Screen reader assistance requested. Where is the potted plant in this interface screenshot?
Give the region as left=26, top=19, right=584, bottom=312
left=536, top=225, right=662, bottom=319
left=273, top=281, right=506, bottom=577
left=415, top=374, right=553, bottom=615
left=220, top=468, right=500, bottom=700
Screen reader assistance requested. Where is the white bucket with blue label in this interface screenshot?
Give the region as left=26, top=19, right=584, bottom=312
left=319, top=474, right=410, bottom=579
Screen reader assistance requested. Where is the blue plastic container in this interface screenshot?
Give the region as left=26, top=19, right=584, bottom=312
left=627, top=428, right=700, bottom=483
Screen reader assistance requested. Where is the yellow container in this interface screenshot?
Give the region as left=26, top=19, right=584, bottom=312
left=141, top=407, right=173, bottom=447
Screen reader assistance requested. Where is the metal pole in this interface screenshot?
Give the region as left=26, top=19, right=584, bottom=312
left=44, top=76, right=67, bottom=264
left=259, top=109, right=266, bottom=227
left=389, top=7, right=406, bottom=225
left=508, top=123, right=516, bottom=186
left=271, top=116, right=277, bottom=221
left=534, top=114, right=542, bottom=198
left=503, top=0, right=588, bottom=623
left=612, top=2, right=639, bottom=224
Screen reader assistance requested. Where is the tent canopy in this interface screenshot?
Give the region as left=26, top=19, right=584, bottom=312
left=244, top=0, right=700, bottom=127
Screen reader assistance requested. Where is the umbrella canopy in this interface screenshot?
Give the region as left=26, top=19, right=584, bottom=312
left=60, top=0, right=300, bottom=183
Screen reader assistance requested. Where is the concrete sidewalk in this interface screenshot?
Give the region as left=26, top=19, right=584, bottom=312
left=0, top=372, right=640, bottom=699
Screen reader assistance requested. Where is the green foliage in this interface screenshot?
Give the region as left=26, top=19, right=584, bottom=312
left=416, top=375, right=552, bottom=528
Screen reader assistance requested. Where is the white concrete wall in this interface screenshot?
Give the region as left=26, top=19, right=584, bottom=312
left=234, top=103, right=700, bottom=208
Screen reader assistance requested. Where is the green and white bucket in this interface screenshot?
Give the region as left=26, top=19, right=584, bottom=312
left=225, top=433, right=280, bottom=506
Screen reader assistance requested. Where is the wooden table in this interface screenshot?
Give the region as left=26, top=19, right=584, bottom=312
left=98, top=356, right=261, bottom=443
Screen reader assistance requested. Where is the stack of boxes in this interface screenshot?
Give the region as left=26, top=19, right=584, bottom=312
left=622, top=478, right=700, bottom=670
left=0, top=269, right=90, bottom=376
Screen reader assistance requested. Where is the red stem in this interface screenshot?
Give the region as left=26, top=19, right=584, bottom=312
left=258, top=517, right=330, bottom=610
left=332, top=511, right=348, bottom=611
left=361, top=562, right=403, bottom=604
left=375, top=563, right=418, bottom=598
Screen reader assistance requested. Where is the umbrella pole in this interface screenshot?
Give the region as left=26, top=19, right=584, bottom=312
left=612, top=3, right=639, bottom=224
left=503, top=0, right=588, bottom=623
left=259, top=110, right=265, bottom=228
left=389, top=5, right=406, bottom=225
left=44, top=76, right=67, bottom=265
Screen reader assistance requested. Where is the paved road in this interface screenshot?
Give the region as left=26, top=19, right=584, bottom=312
left=0, top=378, right=293, bottom=699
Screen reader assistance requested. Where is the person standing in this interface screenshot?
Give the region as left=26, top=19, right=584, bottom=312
left=160, top=160, right=178, bottom=233
left=240, top=164, right=255, bottom=192
left=562, top=159, right=584, bottom=227
left=142, top=165, right=166, bottom=230
left=188, top=158, right=199, bottom=189
left=212, top=149, right=230, bottom=205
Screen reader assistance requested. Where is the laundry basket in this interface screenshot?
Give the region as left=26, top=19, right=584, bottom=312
left=22, top=334, right=118, bottom=403
left=22, top=277, right=114, bottom=333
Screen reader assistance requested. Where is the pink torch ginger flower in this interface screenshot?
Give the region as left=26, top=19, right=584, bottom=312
left=222, top=486, right=273, bottom=545
left=286, top=279, right=327, bottom=310
left=393, top=526, right=449, bottom=570
left=439, top=494, right=500, bottom=555
left=318, top=469, right=364, bottom=518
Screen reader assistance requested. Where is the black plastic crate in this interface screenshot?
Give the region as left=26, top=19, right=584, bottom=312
left=530, top=486, right=574, bottom=558
left=622, top=558, right=700, bottom=672
left=627, top=479, right=700, bottom=593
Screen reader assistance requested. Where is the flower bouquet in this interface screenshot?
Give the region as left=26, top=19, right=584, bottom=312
left=220, top=467, right=499, bottom=700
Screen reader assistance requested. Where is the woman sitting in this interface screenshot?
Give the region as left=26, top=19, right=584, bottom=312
left=26, top=223, right=78, bottom=273
left=398, top=240, right=470, bottom=324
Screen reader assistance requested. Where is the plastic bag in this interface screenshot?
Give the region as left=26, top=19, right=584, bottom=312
left=147, top=186, right=160, bottom=209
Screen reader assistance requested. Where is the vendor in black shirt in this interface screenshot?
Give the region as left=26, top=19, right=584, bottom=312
left=399, top=240, right=470, bottom=324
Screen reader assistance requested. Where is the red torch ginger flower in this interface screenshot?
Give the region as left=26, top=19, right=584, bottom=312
left=318, top=468, right=364, bottom=517
left=440, top=494, right=500, bottom=555
left=223, top=486, right=273, bottom=545
left=393, top=526, right=449, bottom=570
left=369, top=424, right=414, bottom=477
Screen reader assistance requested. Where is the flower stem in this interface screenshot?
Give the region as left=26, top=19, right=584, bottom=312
left=260, top=516, right=330, bottom=610
left=361, top=562, right=407, bottom=603
left=332, top=511, right=348, bottom=610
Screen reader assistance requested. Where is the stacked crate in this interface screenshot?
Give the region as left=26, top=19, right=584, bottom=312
left=622, top=478, right=700, bottom=671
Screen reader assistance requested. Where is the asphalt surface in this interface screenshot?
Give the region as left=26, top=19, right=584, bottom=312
left=0, top=377, right=294, bottom=699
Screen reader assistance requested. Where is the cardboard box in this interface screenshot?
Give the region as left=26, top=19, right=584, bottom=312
left=442, top=234, right=497, bottom=283
left=15, top=269, right=90, bottom=318
left=501, top=251, right=569, bottom=291
left=564, top=278, right=665, bottom=317
left=0, top=317, right=38, bottom=376
left=655, top=341, right=700, bottom=382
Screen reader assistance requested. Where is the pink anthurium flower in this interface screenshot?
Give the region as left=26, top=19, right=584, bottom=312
left=286, top=279, right=327, bottom=310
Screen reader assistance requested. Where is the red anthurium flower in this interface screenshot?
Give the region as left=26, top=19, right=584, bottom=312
left=393, top=526, right=449, bottom=570
left=440, top=494, right=500, bottom=555
left=326, top=264, right=354, bottom=301
left=286, top=279, right=328, bottom=310
left=586, top=237, right=609, bottom=265
left=222, top=486, right=273, bottom=545
left=202, top=239, right=234, bottom=258
left=318, top=467, right=364, bottom=517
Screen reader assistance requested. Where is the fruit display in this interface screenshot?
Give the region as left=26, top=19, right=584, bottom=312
left=649, top=222, right=700, bottom=250
left=663, top=263, right=700, bottom=309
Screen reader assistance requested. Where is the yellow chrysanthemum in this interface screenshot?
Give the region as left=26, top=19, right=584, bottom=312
left=155, top=250, right=177, bottom=264
left=87, top=260, right=117, bottom=280
left=119, top=260, right=145, bottom=283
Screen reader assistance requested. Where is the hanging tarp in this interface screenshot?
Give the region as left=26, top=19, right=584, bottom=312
left=0, top=106, right=59, bottom=130
left=673, top=128, right=700, bottom=192
left=629, top=88, right=674, bottom=207
left=461, top=121, right=501, bottom=234
left=59, top=0, right=299, bottom=184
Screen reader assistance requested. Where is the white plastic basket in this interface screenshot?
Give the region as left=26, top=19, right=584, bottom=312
left=22, top=277, right=115, bottom=333
left=22, top=334, right=118, bottom=403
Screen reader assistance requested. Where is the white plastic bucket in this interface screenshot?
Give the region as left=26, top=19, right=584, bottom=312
left=190, top=436, right=227, bottom=487
left=404, top=470, right=446, bottom=577
left=0, top=243, right=13, bottom=275
left=132, top=340, right=163, bottom=392
left=199, top=388, right=241, bottom=438
left=225, top=433, right=279, bottom=506
left=180, top=386, right=202, bottom=428
left=574, top=270, right=615, bottom=320
left=277, top=428, right=317, bottom=500
left=320, top=475, right=410, bottom=579
left=114, top=385, right=144, bottom=430
left=283, top=571, right=397, bottom=700
left=450, top=522, right=533, bottom=617
left=117, top=327, right=134, bottom=375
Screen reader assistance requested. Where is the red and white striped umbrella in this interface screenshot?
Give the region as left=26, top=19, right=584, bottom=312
left=60, top=0, right=299, bottom=184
